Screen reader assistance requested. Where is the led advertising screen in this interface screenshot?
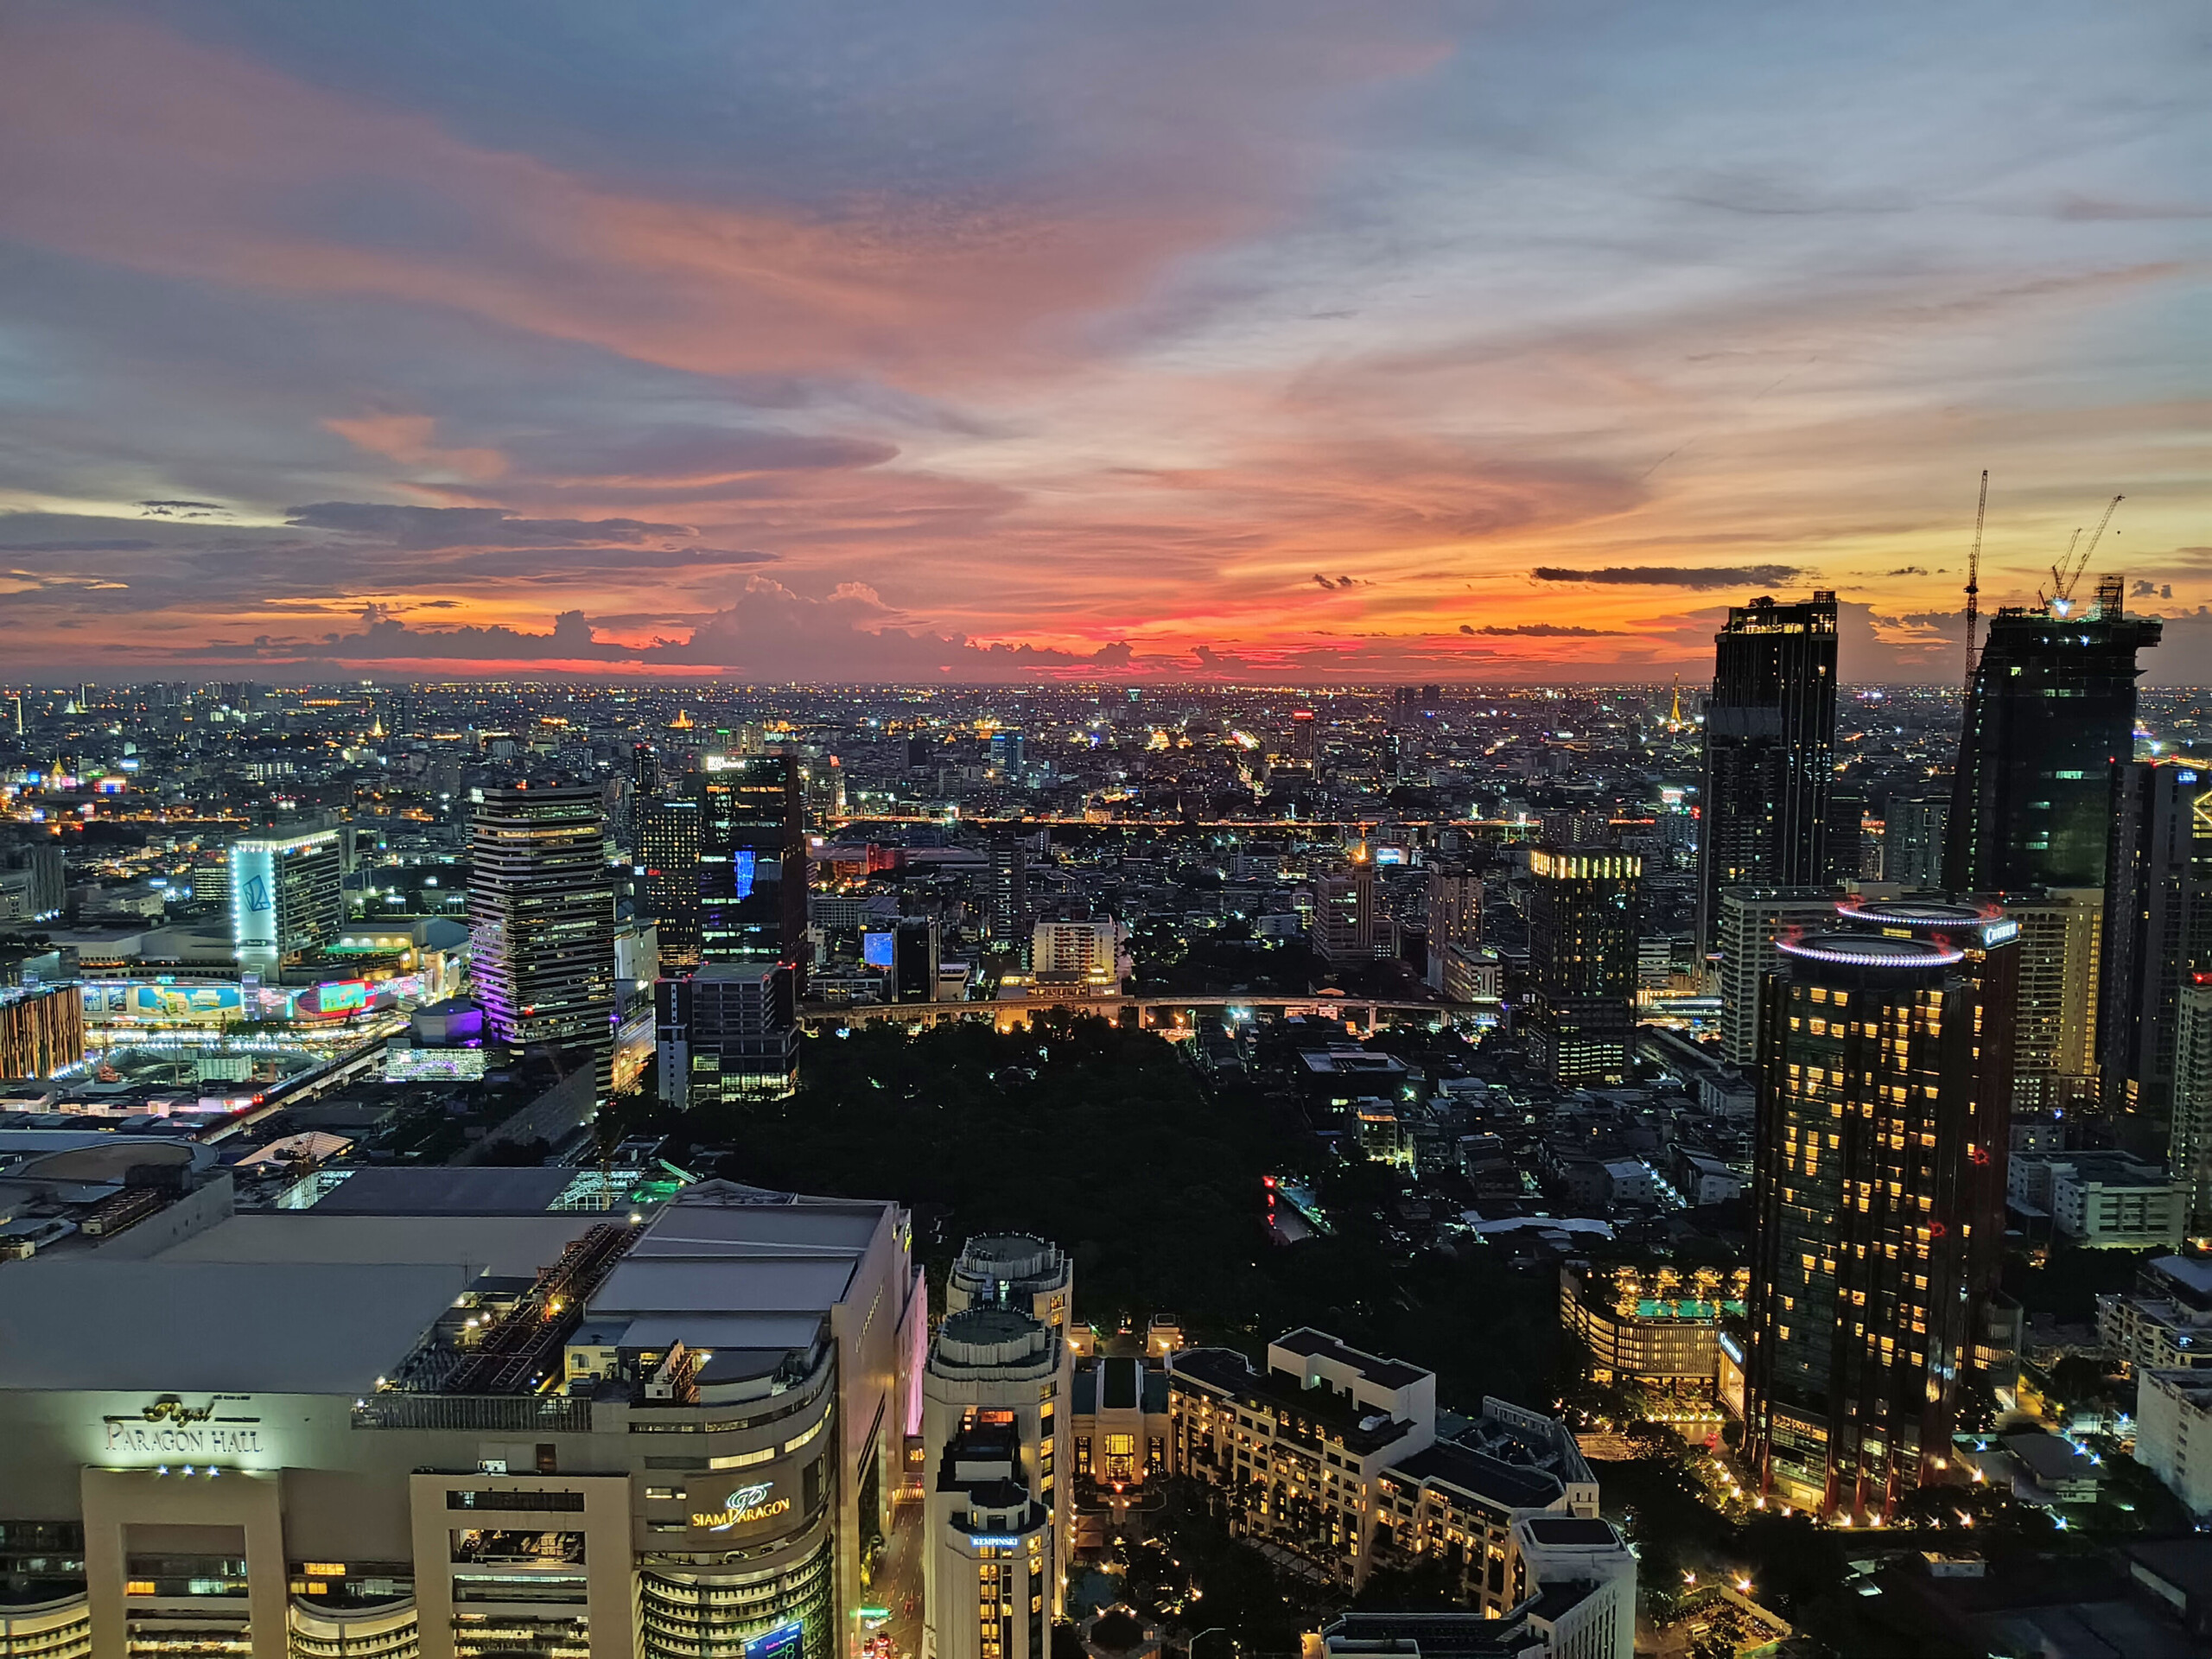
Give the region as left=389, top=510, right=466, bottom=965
left=732, top=848, right=757, bottom=901
left=747, top=1623, right=803, bottom=1659
left=231, top=844, right=278, bottom=956
left=861, top=931, right=895, bottom=969
left=300, top=980, right=369, bottom=1017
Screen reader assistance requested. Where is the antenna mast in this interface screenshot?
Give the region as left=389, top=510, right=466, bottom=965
left=1963, top=470, right=1987, bottom=696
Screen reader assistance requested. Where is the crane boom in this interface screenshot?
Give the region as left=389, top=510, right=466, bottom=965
left=2051, top=494, right=2121, bottom=610
left=2046, top=529, right=2081, bottom=611
left=2069, top=493, right=2123, bottom=601
left=1964, top=470, right=1986, bottom=695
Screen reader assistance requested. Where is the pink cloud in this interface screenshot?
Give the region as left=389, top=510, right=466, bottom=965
left=0, top=10, right=1428, bottom=389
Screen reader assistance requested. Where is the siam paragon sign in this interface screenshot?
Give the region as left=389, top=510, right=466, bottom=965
left=692, top=1480, right=791, bottom=1531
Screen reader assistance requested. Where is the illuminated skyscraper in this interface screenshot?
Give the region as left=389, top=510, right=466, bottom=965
left=1696, top=593, right=1839, bottom=956
left=1525, top=848, right=1642, bottom=1085
left=1745, top=909, right=2018, bottom=1522
left=229, top=827, right=343, bottom=977
left=636, top=795, right=703, bottom=969
left=469, top=784, right=615, bottom=1094
left=1946, top=582, right=2159, bottom=894
left=699, top=755, right=807, bottom=986
left=2001, top=888, right=2103, bottom=1110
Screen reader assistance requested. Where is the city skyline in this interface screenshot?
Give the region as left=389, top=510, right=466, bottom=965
left=2, top=2, right=2208, bottom=683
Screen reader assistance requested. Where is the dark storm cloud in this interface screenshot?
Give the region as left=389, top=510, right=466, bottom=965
left=181, top=586, right=1144, bottom=679
left=283, top=503, right=691, bottom=549
left=504, top=424, right=899, bottom=482
left=449, top=546, right=779, bottom=577
left=1465, top=622, right=1625, bottom=636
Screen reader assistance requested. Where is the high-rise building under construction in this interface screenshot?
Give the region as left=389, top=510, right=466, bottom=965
left=1945, top=582, right=2159, bottom=894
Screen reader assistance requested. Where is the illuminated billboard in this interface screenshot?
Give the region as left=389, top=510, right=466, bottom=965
left=861, top=931, right=895, bottom=969
left=298, top=981, right=370, bottom=1018
left=746, top=1623, right=803, bottom=1659
left=732, top=848, right=757, bottom=901
left=231, top=844, right=278, bottom=958
left=85, top=982, right=245, bottom=1025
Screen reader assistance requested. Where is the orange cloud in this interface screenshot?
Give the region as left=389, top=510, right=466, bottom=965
left=324, top=414, right=506, bottom=482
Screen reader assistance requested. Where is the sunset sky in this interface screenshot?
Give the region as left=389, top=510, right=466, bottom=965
left=1, top=0, right=2206, bottom=683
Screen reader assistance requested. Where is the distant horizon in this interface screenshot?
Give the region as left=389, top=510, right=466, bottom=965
left=17, top=673, right=2212, bottom=696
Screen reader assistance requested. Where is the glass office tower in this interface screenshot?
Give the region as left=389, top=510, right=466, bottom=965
left=1696, top=592, right=1839, bottom=957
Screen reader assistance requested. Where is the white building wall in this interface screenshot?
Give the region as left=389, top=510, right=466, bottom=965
left=2138, top=1369, right=2212, bottom=1520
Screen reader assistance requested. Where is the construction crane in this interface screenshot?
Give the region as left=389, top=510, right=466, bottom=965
left=2039, top=529, right=2082, bottom=613
left=1964, top=470, right=1987, bottom=695
left=2044, top=499, right=2114, bottom=623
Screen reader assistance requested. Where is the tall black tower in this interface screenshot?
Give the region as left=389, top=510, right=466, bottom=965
left=1696, top=591, right=1839, bottom=955
left=1946, top=580, right=2160, bottom=893
left=2099, top=759, right=2212, bottom=1120
left=699, top=754, right=808, bottom=990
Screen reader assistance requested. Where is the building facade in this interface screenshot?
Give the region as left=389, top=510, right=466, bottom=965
left=1695, top=592, right=1838, bottom=957
left=0, top=1179, right=925, bottom=1659
left=1713, top=888, right=1841, bottom=1067
left=2138, top=1370, right=2212, bottom=1522
left=229, top=829, right=343, bottom=978
left=1027, top=922, right=1124, bottom=992
left=655, top=962, right=800, bottom=1105
left=635, top=797, right=703, bottom=971
left=945, top=1236, right=1071, bottom=1336
left=1424, top=864, right=1483, bottom=996
left=1945, top=588, right=2160, bottom=896
left=2004, top=889, right=2103, bottom=1111
left=1886, top=798, right=1949, bottom=890
left=986, top=843, right=1030, bottom=949
left=2094, top=1255, right=2212, bottom=1378
left=1745, top=925, right=2016, bottom=1521
left=1524, top=849, right=1642, bottom=1086
left=2100, top=760, right=2212, bottom=1122
left=0, top=983, right=85, bottom=1079
left=2174, top=977, right=2212, bottom=1230
left=918, top=1305, right=1070, bottom=1659
left=2042, top=1153, right=2184, bottom=1248
left=1164, top=1329, right=1629, bottom=1646
left=468, top=785, right=616, bottom=1096
left=699, top=756, right=808, bottom=990
left=1558, top=1264, right=1749, bottom=1393
left=1313, top=851, right=1378, bottom=965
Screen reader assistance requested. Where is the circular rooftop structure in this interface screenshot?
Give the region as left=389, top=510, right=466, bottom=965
left=1778, top=932, right=1963, bottom=969
left=936, top=1303, right=1052, bottom=1367
left=1836, top=898, right=1999, bottom=928
left=951, top=1234, right=1070, bottom=1300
